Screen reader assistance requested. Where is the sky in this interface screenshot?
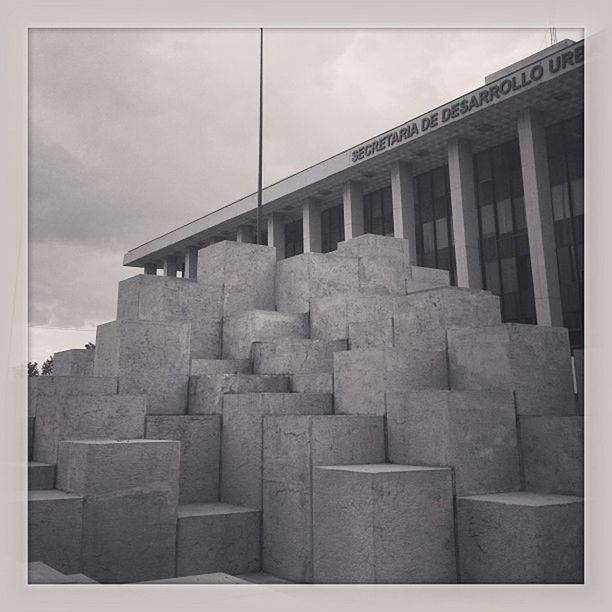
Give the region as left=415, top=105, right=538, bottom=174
left=28, top=27, right=583, bottom=365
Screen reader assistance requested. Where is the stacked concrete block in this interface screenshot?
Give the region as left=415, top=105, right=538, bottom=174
left=33, top=394, right=146, bottom=464
left=335, top=234, right=412, bottom=259
left=221, top=393, right=333, bottom=509
left=312, top=465, right=456, bottom=583
left=447, top=323, right=575, bottom=416
left=456, top=492, right=584, bottom=583
left=334, top=348, right=448, bottom=416
left=409, top=266, right=451, bottom=292
left=53, top=349, right=95, bottom=376
left=519, top=416, right=584, bottom=495
left=197, top=241, right=277, bottom=315
left=28, top=462, right=55, bottom=490
left=262, top=414, right=385, bottom=582
left=176, top=503, right=260, bottom=577
left=253, top=339, right=348, bottom=375
left=188, top=373, right=289, bottom=415
left=573, top=348, right=584, bottom=414
left=28, top=489, right=83, bottom=575
left=386, top=390, right=520, bottom=495
left=190, top=358, right=252, bottom=376
left=28, top=562, right=98, bottom=584
left=290, top=373, right=334, bottom=394
left=145, top=415, right=221, bottom=503
left=223, top=310, right=309, bottom=359
left=57, top=440, right=180, bottom=583
left=94, top=319, right=190, bottom=415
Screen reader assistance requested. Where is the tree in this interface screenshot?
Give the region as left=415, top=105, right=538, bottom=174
left=84, top=342, right=95, bottom=350
left=28, top=362, right=39, bottom=377
left=41, top=355, right=54, bottom=376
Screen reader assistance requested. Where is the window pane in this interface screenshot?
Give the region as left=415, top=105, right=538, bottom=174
left=436, top=217, right=449, bottom=249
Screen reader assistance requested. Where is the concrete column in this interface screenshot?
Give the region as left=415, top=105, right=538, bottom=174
left=267, top=213, right=286, bottom=260
left=390, top=161, right=418, bottom=264
left=144, top=263, right=157, bottom=276
left=517, top=108, right=563, bottom=327
left=163, top=255, right=178, bottom=277
left=342, top=180, right=364, bottom=240
left=236, top=224, right=255, bottom=243
left=302, top=198, right=322, bottom=253
left=184, top=247, right=198, bottom=281
left=448, top=137, right=483, bottom=289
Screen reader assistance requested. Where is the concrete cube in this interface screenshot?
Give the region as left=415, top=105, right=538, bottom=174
left=335, top=234, right=412, bottom=258
left=310, top=293, right=357, bottom=340
left=407, top=266, right=451, bottom=292
left=94, top=319, right=190, bottom=415
left=190, top=358, right=252, bottom=376
left=519, top=416, right=584, bottom=495
left=252, top=339, right=348, bottom=375
left=456, top=492, right=584, bottom=583
left=276, top=252, right=360, bottom=313
left=28, top=461, right=55, bottom=490
left=386, top=390, right=520, bottom=495
left=313, top=465, right=456, bottom=583
left=447, top=324, right=575, bottom=416
left=223, top=310, right=309, bottom=359
left=33, top=394, right=146, bottom=464
left=57, top=440, right=180, bottom=583
left=573, top=349, right=584, bottom=414
left=290, top=373, right=333, bottom=394
left=145, top=415, right=221, bottom=503
left=28, top=489, right=83, bottom=574
left=188, top=373, right=289, bottom=415
left=176, top=503, right=260, bottom=577
left=262, top=414, right=385, bottom=582
left=334, top=348, right=448, bottom=416
left=357, top=255, right=409, bottom=295
left=348, top=318, right=394, bottom=350
left=221, top=393, right=333, bottom=509
left=197, top=241, right=277, bottom=316
left=53, top=349, right=95, bottom=376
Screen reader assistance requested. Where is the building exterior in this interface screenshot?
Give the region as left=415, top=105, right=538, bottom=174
left=123, top=39, right=584, bottom=347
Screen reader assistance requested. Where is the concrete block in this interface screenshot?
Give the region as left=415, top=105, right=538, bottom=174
left=223, top=310, right=309, bottom=359
left=146, top=415, right=221, bottom=503
left=142, top=573, right=250, bottom=584
left=456, top=492, right=584, bottom=583
left=334, top=348, right=448, bottom=416
left=221, top=393, right=333, bottom=509
left=573, top=349, right=584, bottom=414
left=197, top=241, right=277, bottom=316
left=53, top=349, right=95, bottom=376
left=28, top=562, right=98, bottom=584
left=262, top=414, right=385, bottom=582
left=188, top=373, right=289, bottom=415
left=176, top=503, right=260, bottom=577
left=348, top=318, right=394, bottom=350
left=276, top=252, right=360, bottom=313
left=313, top=465, right=456, bottom=583
left=28, top=489, right=83, bottom=575
left=387, top=390, right=520, bottom=495
left=57, top=440, right=180, bottom=583
left=290, top=373, right=333, bottom=394
left=519, top=416, right=584, bottom=495
left=94, top=319, right=191, bottom=415
left=253, top=339, right=348, bottom=375
left=336, top=234, right=412, bottom=258
left=28, top=461, right=55, bottom=490
left=28, top=416, right=34, bottom=460
left=237, top=572, right=293, bottom=584
left=447, top=324, right=575, bottom=416
left=358, top=255, right=409, bottom=295
left=190, top=358, right=252, bottom=376
left=310, top=293, right=356, bottom=340
left=407, top=266, right=451, bottom=292
left=33, top=394, right=146, bottom=464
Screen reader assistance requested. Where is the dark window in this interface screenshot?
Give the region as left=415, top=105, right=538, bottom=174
left=284, top=219, right=304, bottom=258
left=321, top=204, right=345, bottom=253
left=363, top=186, right=394, bottom=236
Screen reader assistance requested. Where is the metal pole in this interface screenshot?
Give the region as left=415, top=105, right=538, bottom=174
left=256, top=28, right=264, bottom=245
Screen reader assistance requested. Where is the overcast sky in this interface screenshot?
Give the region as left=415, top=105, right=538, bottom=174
left=28, top=27, right=583, bottom=365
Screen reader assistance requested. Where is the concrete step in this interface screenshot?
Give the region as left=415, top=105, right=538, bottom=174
left=456, top=491, right=584, bottom=583
left=313, top=464, right=457, bottom=583
left=142, top=573, right=250, bottom=584
left=252, top=339, right=348, bottom=375
left=176, top=503, right=260, bottom=578
left=290, top=373, right=333, bottom=394
left=222, top=309, right=309, bottom=359
left=53, top=348, right=95, bottom=376
left=28, top=461, right=56, bottom=490
left=28, top=562, right=97, bottom=584
left=33, top=394, right=147, bottom=464
left=188, top=373, right=289, bottom=415
left=221, top=393, right=333, bottom=509
left=190, top=358, right=252, bottom=376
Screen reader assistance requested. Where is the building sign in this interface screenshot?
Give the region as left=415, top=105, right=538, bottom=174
left=350, top=42, right=584, bottom=164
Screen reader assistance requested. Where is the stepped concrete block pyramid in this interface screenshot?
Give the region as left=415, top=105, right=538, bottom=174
left=27, top=234, right=584, bottom=584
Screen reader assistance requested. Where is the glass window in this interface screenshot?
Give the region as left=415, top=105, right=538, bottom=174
left=284, top=219, right=304, bottom=258
left=364, top=186, right=394, bottom=236
left=321, top=204, right=345, bottom=253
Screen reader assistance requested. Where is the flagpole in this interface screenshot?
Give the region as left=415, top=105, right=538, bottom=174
left=256, top=28, right=264, bottom=245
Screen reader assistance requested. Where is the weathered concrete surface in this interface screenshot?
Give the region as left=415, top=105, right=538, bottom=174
left=221, top=393, right=332, bottom=509
left=456, top=492, right=584, bottom=583
left=142, top=573, right=250, bottom=584
left=190, top=358, right=252, bottom=376
left=357, top=255, right=409, bottom=295
left=276, top=252, right=360, bottom=313
left=28, top=376, right=117, bottom=418
left=145, top=415, right=221, bottom=503
left=253, top=339, right=348, bottom=375
left=262, top=415, right=385, bottom=583
left=573, top=348, right=584, bottom=414
left=28, top=461, right=55, bottom=490
left=336, top=234, right=412, bottom=259
left=176, top=503, right=260, bottom=577
left=188, top=373, right=289, bottom=415
left=313, top=465, right=456, bottom=583
left=519, top=416, right=584, bottom=495
left=237, top=571, right=293, bottom=584
left=447, top=323, right=575, bottom=415
left=408, top=266, right=451, bottom=292
left=348, top=318, right=394, bottom=350
left=197, top=241, right=277, bottom=316
left=310, top=293, right=359, bottom=340
left=57, top=440, right=180, bottom=583
left=94, top=319, right=190, bottom=415
left=53, top=349, right=95, bottom=376
left=334, top=349, right=448, bottom=416
left=387, top=390, right=520, bottom=495
left=28, top=417, right=34, bottom=460
left=28, top=490, right=83, bottom=575
left=28, top=562, right=98, bottom=584
left=223, top=310, right=309, bottom=359
left=33, top=394, right=146, bottom=464
left=290, top=373, right=334, bottom=394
